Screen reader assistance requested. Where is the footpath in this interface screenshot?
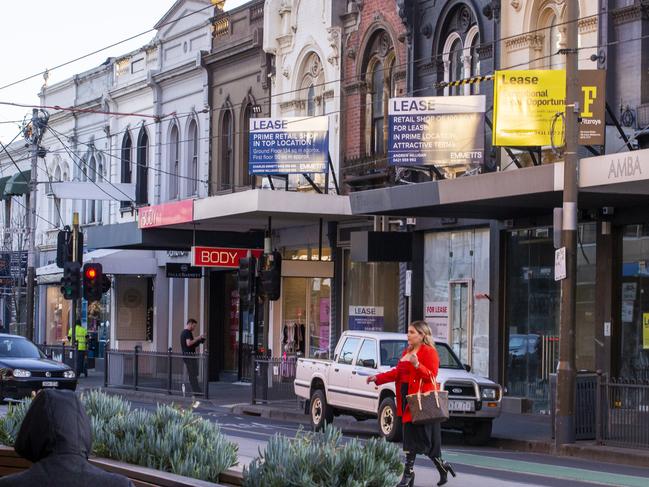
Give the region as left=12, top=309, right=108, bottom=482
left=75, top=371, right=649, bottom=469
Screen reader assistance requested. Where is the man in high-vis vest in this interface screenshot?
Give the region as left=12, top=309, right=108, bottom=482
left=68, top=321, right=88, bottom=377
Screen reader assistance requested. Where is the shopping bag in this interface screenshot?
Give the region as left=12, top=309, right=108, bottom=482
left=406, top=374, right=449, bottom=424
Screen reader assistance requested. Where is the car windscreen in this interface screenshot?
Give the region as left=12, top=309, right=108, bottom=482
left=0, top=337, right=43, bottom=359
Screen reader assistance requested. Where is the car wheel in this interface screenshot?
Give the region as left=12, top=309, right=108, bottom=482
left=378, top=397, right=402, bottom=442
left=464, top=420, right=493, bottom=446
left=310, top=389, right=333, bottom=432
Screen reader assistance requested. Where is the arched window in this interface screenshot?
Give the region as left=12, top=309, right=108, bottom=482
left=439, top=6, right=480, bottom=96
left=51, top=164, right=62, bottom=227
left=136, top=128, right=149, bottom=205
left=307, top=85, right=316, bottom=116
left=547, top=13, right=562, bottom=69
left=469, top=33, right=481, bottom=94
left=120, top=132, right=132, bottom=209
left=240, top=105, right=254, bottom=187
left=220, top=110, right=234, bottom=190
left=96, top=159, right=104, bottom=224
left=187, top=119, right=199, bottom=196
left=371, top=61, right=385, bottom=155
left=449, top=38, right=464, bottom=95
left=86, top=156, right=97, bottom=224
left=169, top=124, right=179, bottom=200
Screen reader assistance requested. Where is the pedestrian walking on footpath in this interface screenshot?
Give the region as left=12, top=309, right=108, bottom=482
left=68, top=320, right=88, bottom=377
left=0, top=389, right=133, bottom=486
left=180, top=318, right=205, bottom=395
left=367, top=320, right=456, bottom=487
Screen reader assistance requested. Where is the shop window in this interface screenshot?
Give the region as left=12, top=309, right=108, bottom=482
left=342, top=250, right=399, bottom=333
left=45, top=286, right=71, bottom=344
left=116, top=276, right=152, bottom=341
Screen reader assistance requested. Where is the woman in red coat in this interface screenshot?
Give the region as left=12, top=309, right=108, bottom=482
left=367, top=321, right=456, bottom=487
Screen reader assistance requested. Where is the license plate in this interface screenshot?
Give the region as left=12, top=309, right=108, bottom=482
left=448, top=400, right=474, bottom=412
left=42, top=381, right=59, bottom=388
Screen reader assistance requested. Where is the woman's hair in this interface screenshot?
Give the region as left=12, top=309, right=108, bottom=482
left=409, top=320, right=433, bottom=346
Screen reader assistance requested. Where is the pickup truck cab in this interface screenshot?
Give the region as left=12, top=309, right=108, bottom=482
left=294, top=331, right=502, bottom=445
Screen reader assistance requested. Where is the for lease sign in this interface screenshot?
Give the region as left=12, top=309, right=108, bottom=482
left=191, top=247, right=263, bottom=268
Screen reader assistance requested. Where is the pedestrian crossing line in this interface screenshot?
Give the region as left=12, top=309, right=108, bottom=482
left=444, top=451, right=648, bottom=487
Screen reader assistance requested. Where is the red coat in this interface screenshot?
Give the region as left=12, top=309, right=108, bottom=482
left=374, top=344, right=440, bottom=423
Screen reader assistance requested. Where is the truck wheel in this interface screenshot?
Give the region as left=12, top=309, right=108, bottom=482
left=378, top=397, right=402, bottom=442
left=464, top=420, right=493, bottom=446
left=310, top=389, right=333, bottom=431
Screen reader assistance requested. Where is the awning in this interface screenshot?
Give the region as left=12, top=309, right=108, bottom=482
left=36, top=249, right=158, bottom=284
left=86, top=221, right=263, bottom=251
left=350, top=149, right=649, bottom=220
left=0, top=176, right=10, bottom=200
left=4, top=170, right=31, bottom=196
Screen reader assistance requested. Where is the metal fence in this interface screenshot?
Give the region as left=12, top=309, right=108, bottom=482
left=38, top=343, right=78, bottom=370
left=252, top=356, right=298, bottom=404
left=598, top=376, right=649, bottom=449
left=105, top=347, right=209, bottom=398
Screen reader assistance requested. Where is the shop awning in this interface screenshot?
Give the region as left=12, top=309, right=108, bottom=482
left=85, top=221, right=263, bottom=251
left=4, top=170, right=31, bottom=197
left=36, top=249, right=158, bottom=284
left=0, top=176, right=10, bottom=200
left=350, top=149, right=649, bottom=220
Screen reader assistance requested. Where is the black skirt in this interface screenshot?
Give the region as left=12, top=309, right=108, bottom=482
left=401, top=383, right=441, bottom=457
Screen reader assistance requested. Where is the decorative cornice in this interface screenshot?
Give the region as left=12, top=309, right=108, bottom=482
left=323, top=89, right=335, bottom=100
left=416, top=61, right=436, bottom=75
left=504, top=33, right=544, bottom=53
left=280, top=99, right=306, bottom=111
left=393, top=69, right=407, bottom=82
left=344, top=80, right=366, bottom=95
left=578, top=16, right=598, bottom=34
left=612, top=5, right=644, bottom=26
left=477, top=43, right=493, bottom=60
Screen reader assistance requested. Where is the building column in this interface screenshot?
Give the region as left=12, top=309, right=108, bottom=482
left=594, top=221, right=618, bottom=375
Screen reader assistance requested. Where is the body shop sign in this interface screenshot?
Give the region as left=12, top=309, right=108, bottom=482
left=249, top=117, right=329, bottom=174
left=138, top=199, right=193, bottom=229
left=388, top=96, right=485, bottom=168
left=349, top=306, right=384, bottom=331
left=191, top=247, right=263, bottom=268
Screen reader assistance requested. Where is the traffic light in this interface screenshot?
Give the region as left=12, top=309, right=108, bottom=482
left=61, top=262, right=81, bottom=300
left=56, top=228, right=83, bottom=268
left=238, top=256, right=256, bottom=305
left=260, top=251, right=282, bottom=301
left=82, top=263, right=103, bottom=302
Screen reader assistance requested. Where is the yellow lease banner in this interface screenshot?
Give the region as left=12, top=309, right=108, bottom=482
left=493, top=70, right=566, bottom=147
left=643, top=313, right=649, bottom=350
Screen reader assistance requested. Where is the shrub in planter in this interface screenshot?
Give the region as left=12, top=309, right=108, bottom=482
left=243, top=424, right=403, bottom=487
left=0, top=391, right=238, bottom=483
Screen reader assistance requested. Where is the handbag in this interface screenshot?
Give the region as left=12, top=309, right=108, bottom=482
left=406, top=373, right=449, bottom=424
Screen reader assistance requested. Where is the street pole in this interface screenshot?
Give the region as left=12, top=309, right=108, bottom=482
left=25, top=109, right=40, bottom=341
left=555, top=0, right=579, bottom=446
left=71, top=212, right=79, bottom=351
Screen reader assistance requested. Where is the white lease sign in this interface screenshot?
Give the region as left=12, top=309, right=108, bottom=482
left=555, top=247, right=566, bottom=281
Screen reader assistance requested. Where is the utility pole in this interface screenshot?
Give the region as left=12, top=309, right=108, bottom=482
left=24, top=109, right=48, bottom=341
left=555, top=0, right=579, bottom=446
left=71, top=212, right=79, bottom=350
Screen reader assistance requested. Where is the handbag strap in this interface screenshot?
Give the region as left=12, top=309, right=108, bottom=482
left=416, top=371, right=441, bottom=409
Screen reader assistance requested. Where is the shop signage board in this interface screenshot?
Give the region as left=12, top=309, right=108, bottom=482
left=387, top=95, right=485, bottom=168
left=578, top=70, right=606, bottom=146
left=493, top=70, right=566, bottom=147
left=191, top=246, right=263, bottom=268
left=248, top=116, right=329, bottom=174
left=348, top=306, right=384, bottom=331
left=425, top=301, right=449, bottom=343
left=138, top=199, right=193, bottom=229
left=166, top=263, right=203, bottom=279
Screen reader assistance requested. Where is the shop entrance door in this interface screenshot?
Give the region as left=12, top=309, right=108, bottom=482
left=448, top=279, right=473, bottom=366
left=208, top=271, right=242, bottom=382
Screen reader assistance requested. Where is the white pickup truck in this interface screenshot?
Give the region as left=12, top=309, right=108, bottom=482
left=294, top=331, right=502, bottom=445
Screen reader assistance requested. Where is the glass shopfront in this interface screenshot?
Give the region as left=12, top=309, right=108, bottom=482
left=505, top=224, right=596, bottom=412
left=342, top=249, right=400, bottom=332
left=620, top=224, right=649, bottom=379
left=45, top=286, right=71, bottom=344
left=423, top=229, right=490, bottom=376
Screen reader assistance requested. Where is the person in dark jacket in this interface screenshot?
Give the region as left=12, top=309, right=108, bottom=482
left=0, top=389, right=132, bottom=487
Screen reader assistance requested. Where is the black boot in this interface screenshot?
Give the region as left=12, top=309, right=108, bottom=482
left=397, top=452, right=416, bottom=487
left=432, top=457, right=456, bottom=486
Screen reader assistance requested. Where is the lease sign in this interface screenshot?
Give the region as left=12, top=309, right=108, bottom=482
left=191, top=247, right=263, bottom=268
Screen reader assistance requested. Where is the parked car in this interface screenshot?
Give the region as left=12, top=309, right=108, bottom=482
left=0, top=334, right=77, bottom=402
left=294, top=331, right=502, bottom=446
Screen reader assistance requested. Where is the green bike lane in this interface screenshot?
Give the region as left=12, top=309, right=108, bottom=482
left=435, top=449, right=649, bottom=487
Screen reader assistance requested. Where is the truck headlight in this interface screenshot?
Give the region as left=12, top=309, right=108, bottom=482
left=63, top=370, right=76, bottom=379
left=481, top=387, right=498, bottom=400
left=12, top=369, right=31, bottom=378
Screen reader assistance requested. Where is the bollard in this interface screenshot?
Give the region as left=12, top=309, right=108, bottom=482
left=134, top=345, right=141, bottom=391
left=167, top=347, right=173, bottom=395
left=203, top=353, right=209, bottom=400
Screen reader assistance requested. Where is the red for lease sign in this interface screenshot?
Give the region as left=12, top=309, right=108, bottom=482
left=191, top=246, right=263, bottom=268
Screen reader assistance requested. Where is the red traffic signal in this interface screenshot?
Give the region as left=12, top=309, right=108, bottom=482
left=82, top=263, right=103, bottom=302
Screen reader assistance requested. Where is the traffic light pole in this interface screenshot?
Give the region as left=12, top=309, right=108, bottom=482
left=555, top=0, right=578, bottom=446
left=71, top=212, right=79, bottom=350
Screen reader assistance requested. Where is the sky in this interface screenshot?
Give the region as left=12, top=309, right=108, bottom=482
left=0, top=0, right=249, bottom=144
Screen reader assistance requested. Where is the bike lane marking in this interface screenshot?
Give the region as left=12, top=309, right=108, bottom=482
left=444, top=451, right=649, bottom=487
